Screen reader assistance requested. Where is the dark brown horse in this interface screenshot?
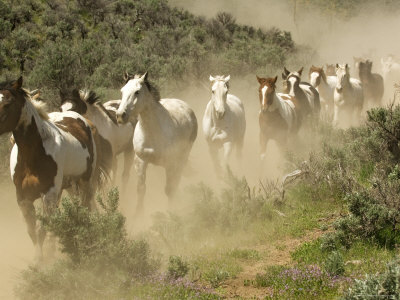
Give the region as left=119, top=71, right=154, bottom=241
left=359, top=60, right=384, bottom=107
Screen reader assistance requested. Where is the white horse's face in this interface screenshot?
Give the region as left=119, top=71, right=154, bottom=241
left=210, top=75, right=230, bottom=119
left=309, top=71, right=320, bottom=87
left=117, top=74, right=146, bottom=124
left=335, top=64, right=350, bottom=93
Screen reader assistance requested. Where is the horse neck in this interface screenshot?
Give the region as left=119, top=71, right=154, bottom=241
left=87, top=104, right=115, bottom=128
left=270, top=93, right=286, bottom=114
left=137, top=98, right=165, bottom=134
left=13, top=99, right=52, bottom=148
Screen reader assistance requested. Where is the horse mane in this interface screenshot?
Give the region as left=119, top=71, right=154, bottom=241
left=79, top=89, right=118, bottom=125
left=143, top=76, right=160, bottom=102
left=31, top=99, right=49, bottom=120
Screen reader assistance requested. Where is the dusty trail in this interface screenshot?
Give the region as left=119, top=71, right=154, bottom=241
left=0, top=183, right=34, bottom=299
left=221, top=229, right=324, bottom=299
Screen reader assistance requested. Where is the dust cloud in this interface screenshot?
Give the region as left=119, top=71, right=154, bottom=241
left=2, top=1, right=400, bottom=298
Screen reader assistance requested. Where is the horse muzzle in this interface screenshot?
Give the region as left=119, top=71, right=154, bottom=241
left=216, top=110, right=225, bottom=119
left=116, top=112, right=128, bottom=124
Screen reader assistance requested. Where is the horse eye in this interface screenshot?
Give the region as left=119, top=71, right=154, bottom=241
left=134, top=91, right=139, bottom=96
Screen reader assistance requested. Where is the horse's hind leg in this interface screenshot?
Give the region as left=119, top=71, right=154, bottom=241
left=135, top=155, right=148, bottom=214
left=122, top=145, right=134, bottom=194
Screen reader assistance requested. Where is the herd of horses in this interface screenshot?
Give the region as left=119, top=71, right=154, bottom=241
left=0, top=55, right=397, bottom=260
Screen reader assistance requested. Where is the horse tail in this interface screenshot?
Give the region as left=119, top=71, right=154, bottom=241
left=92, top=128, right=113, bottom=187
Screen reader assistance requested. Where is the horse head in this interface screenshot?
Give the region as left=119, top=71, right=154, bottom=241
left=257, top=75, right=277, bottom=113
left=335, top=63, right=350, bottom=93
left=359, top=60, right=373, bottom=82
left=117, top=72, right=160, bottom=124
left=284, top=67, right=303, bottom=96
left=325, top=64, right=336, bottom=76
left=60, top=89, right=88, bottom=114
left=209, top=75, right=230, bottom=119
left=0, top=77, right=26, bottom=135
left=309, top=65, right=325, bottom=88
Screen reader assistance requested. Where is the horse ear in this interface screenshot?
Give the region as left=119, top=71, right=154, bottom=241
left=273, top=76, right=278, bottom=84
left=256, top=75, right=263, bottom=84
left=282, top=73, right=287, bottom=80
left=12, top=76, right=23, bottom=90
left=345, top=63, right=349, bottom=70
left=224, top=75, right=230, bottom=82
left=210, top=75, right=215, bottom=82
left=335, top=63, right=339, bottom=69
left=124, top=71, right=129, bottom=82
left=283, top=67, right=290, bottom=75
left=298, top=67, right=303, bottom=76
left=72, top=89, right=80, bottom=100
left=139, top=72, right=147, bottom=83
left=143, top=72, right=148, bottom=81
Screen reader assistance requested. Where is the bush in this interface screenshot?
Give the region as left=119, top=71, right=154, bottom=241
left=324, top=251, right=345, bottom=276
left=168, top=256, right=189, bottom=280
left=17, top=189, right=158, bottom=299
left=342, top=258, right=400, bottom=299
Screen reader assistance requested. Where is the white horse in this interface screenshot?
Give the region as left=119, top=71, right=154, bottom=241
left=203, top=75, right=245, bottom=175
left=333, top=64, right=364, bottom=127
left=309, top=65, right=337, bottom=114
left=0, top=77, right=106, bottom=260
left=60, top=90, right=135, bottom=191
left=116, top=73, right=197, bottom=212
left=256, top=76, right=299, bottom=161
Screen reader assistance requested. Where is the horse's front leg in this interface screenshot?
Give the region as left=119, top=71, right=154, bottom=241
left=111, top=156, right=118, bottom=185
left=222, top=141, right=233, bottom=172
left=260, top=131, right=268, bottom=162
left=121, top=145, right=134, bottom=194
left=39, top=188, right=62, bottom=260
left=17, top=194, right=40, bottom=260
left=165, top=163, right=184, bottom=205
left=208, top=142, right=222, bottom=177
left=134, top=155, right=148, bottom=214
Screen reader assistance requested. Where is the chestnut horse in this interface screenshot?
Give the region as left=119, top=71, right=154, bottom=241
left=0, top=77, right=105, bottom=260
left=256, top=76, right=299, bottom=161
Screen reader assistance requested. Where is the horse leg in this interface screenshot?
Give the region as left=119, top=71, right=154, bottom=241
left=222, top=141, right=233, bottom=172
left=17, top=196, right=40, bottom=260
left=79, top=178, right=97, bottom=211
left=111, top=156, right=118, bottom=185
left=236, top=136, right=244, bottom=162
left=122, top=145, right=134, bottom=194
left=333, top=104, right=340, bottom=126
left=260, top=132, right=268, bottom=162
left=165, top=164, right=183, bottom=205
left=208, top=143, right=221, bottom=176
left=39, top=189, right=62, bottom=259
left=135, top=155, right=148, bottom=214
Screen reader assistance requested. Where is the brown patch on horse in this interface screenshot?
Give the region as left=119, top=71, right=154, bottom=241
left=281, top=94, right=300, bottom=109
left=55, top=117, right=94, bottom=180
left=13, top=117, right=58, bottom=202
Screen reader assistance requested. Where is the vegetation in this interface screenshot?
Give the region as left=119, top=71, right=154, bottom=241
left=0, top=0, right=296, bottom=98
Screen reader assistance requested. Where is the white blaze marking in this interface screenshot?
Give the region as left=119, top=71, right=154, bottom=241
left=0, top=93, right=4, bottom=104
left=261, top=86, right=268, bottom=107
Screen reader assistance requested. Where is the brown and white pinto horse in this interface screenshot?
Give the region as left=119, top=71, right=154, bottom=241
left=60, top=90, right=135, bottom=191
left=256, top=76, right=299, bottom=161
left=0, top=77, right=104, bottom=260
left=282, top=67, right=320, bottom=121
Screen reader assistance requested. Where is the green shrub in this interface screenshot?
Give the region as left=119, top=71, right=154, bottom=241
left=342, top=258, right=400, bottom=299
left=168, top=256, right=189, bottom=280
left=324, top=251, right=345, bottom=276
